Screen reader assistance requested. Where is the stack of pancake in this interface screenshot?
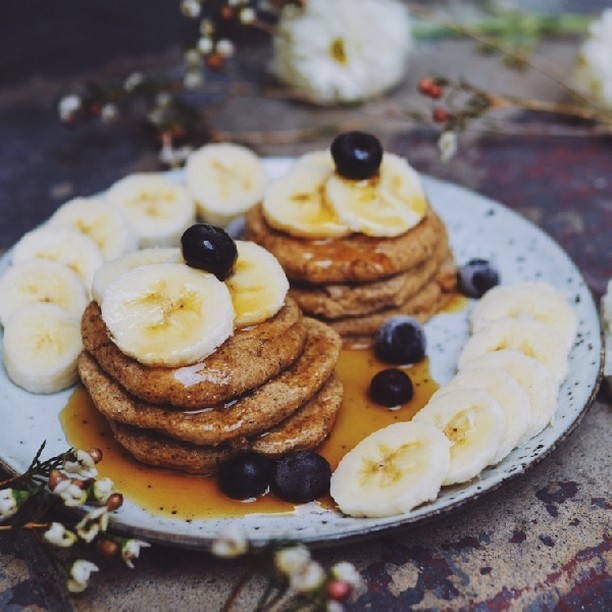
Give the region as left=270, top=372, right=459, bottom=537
left=77, top=298, right=342, bottom=475
left=245, top=206, right=457, bottom=340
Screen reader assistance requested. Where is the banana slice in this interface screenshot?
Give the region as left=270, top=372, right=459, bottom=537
left=50, top=197, right=137, bottom=261
left=263, top=165, right=350, bottom=239
left=443, top=367, right=530, bottom=464
left=291, top=150, right=334, bottom=174
left=3, top=303, right=82, bottom=393
left=101, top=263, right=234, bottom=367
left=325, top=153, right=428, bottom=237
left=471, top=282, right=577, bottom=352
left=226, top=241, right=289, bottom=327
left=330, top=421, right=450, bottom=518
left=0, top=259, right=87, bottom=327
left=12, top=225, right=104, bottom=290
left=459, top=318, right=568, bottom=383
left=413, top=388, right=505, bottom=485
left=459, top=350, right=557, bottom=440
left=92, top=248, right=183, bottom=305
left=106, top=173, right=195, bottom=248
left=185, top=143, right=267, bottom=226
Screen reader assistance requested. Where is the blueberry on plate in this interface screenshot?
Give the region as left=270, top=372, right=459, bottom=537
left=331, top=131, right=383, bottom=180
left=271, top=451, right=331, bottom=503
left=375, top=315, right=426, bottom=364
left=369, top=369, right=414, bottom=407
left=458, top=259, right=500, bottom=298
left=217, top=452, right=273, bottom=500
left=181, top=224, right=238, bottom=280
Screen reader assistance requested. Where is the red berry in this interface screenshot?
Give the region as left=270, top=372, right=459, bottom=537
left=433, top=108, right=450, bottom=123
left=428, top=85, right=443, bottom=99
left=96, top=538, right=120, bottom=558
left=327, top=580, right=353, bottom=602
left=418, top=77, right=435, bottom=95
left=48, top=469, right=66, bottom=490
left=206, top=53, right=225, bottom=70
left=220, top=6, right=235, bottom=19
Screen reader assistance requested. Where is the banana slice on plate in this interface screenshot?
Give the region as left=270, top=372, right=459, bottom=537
left=226, top=241, right=289, bottom=327
left=3, top=303, right=82, bottom=394
left=12, top=225, right=104, bottom=290
left=413, top=388, right=506, bottom=485
left=101, top=263, right=234, bottom=367
left=185, top=143, right=267, bottom=226
left=471, top=282, right=577, bottom=352
left=0, top=259, right=88, bottom=327
left=50, top=196, right=137, bottom=260
left=442, top=367, right=530, bottom=464
left=263, top=165, right=350, bottom=239
left=92, top=248, right=183, bottom=305
left=106, top=173, right=195, bottom=248
left=330, top=421, right=450, bottom=518
left=325, top=153, right=428, bottom=237
left=458, top=318, right=568, bottom=383
left=459, top=349, right=557, bottom=440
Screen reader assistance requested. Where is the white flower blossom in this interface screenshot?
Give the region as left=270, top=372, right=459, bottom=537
left=197, top=37, right=213, bottom=54
left=180, top=0, right=201, bottom=19
left=92, top=477, right=115, bottom=504
left=272, top=0, right=413, bottom=104
left=53, top=480, right=87, bottom=507
left=0, top=489, right=18, bottom=521
left=327, top=602, right=345, bottom=612
left=124, top=71, right=144, bottom=92
left=210, top=527, right=248, bottom=558
left=216, top=39, right=235, bottom=58
left=200, top=18, right=214, bottom=36
left=121, top=539, right=151, bottom=569
left=67, top=560, right=99, bottom=593
left=159, top=143, right=193, bottom=167
left=43, top=522, right=77, bottom=548
left=58, top=95, right=81, bottom=121
left=574, top=9, right=612, bottom=109
left=240, top=8, right=256, bottom=25
left=331, top=561, right=364, bottom=591
left=76, top=507, right=109, bottom=543
left=274, top=544, right=311, bottom=577
left=437, top=130, right=458, bottom=162
left=184, top=70, right=204, bottom=89
left=100, top=104, right=118, bottom=123
left=184, top=48, right=201, bottom=66
left=289, top=560, right=326, bottom=593
left=63, top=450, right=98, bottom=479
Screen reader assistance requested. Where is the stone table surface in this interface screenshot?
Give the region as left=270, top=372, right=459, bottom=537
left=0, top=1, right=610, bottom=610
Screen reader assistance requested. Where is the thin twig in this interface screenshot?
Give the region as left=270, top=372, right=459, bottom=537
left=0, top=522, right=49, bottom=531
left=221, top=562, right=258, bottom=612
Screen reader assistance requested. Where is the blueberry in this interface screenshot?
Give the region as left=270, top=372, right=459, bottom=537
left=458, top=259, right=500, bottom=298
left=181, top=224, right=238, bottom=280
left=217, top=452, right=272, bottom=500
left=331, top=131, right=383, bottom=180
left=375, top=316, right=426, bottom=364
left=271, top=451, right=331, bottom=503
left=369, top=369, right=414, bottom=407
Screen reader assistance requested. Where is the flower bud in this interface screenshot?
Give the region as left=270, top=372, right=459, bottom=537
left=67, top=560, right=99, bottom=593
left=48, top=469, right=66, bottom=491
left=106, top=493, right=124, bottom=511
left=88, top=448, right=103, bottom=463
left=96, top=538, right=120, bottom=558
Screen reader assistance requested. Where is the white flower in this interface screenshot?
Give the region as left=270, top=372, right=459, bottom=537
left=92, top=477, right=115, bottom=504
left=184, top=48, right=201, bottom=66
left=289, top=560, right=326, bottom=593
left=124, top=71, right=144, bottom=92
left=121, top=539, right=151, bottom=569
left=210, top=527, right=248, bottom=558
left=197, top=37, right=213, bottom=54
left=58, top=95, right=81, bottom=121
left=0, top=489, right=18, bottom=521
left=43, top=522, right=77, bottom=548
left=184, top=70, right=204, bottom=89
left=159, top=143, right=193, bottom=167
left=100, top=104, right=118, bottom=123
left=180, top=0, right=201, bottom=19
left=437, top=130, right=458, bottom=162
left=272, top=0, right=413, bottom=104
left=331, top=561, right=364, bottom=590
left=67, top=560, right=99, bottom=593
left=327, top=602, right=345, bottom=612
left=53, top=480, right=87, bottom=507
left=240, top=8, right=256, bottom=25
left=63, top=450, right=98, bottom=479
left=200, top=18, right=214, bottom=36
left=216, top=39, right=235, bottom=58
left=274, top=544, right=311, bottom=577
left=76, top=507, right=109, bottom=543
left=574, top=9, right=612, bottom=109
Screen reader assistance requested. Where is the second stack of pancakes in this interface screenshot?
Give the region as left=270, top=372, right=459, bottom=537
left=78, top=296, right=342, bottom=475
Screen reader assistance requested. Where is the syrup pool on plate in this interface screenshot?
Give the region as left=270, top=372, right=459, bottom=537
left=61, top=348, right=439, bottom=520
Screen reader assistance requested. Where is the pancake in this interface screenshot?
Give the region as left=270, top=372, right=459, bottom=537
left=290, top=238, right=451, bottom=319
left=81, top=298, right=307, bottom=409
left=245, top=205, right=445, bottom=284
left=109, top=376, right=343, bottom=475
left=327, top=257, right=457, bottom=337
left=78, top=317, right=342, bottom=446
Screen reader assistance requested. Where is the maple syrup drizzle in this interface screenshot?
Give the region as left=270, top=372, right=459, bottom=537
left=61, top=348, right=439, bottom=520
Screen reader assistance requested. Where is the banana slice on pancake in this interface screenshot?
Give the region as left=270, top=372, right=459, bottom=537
left=325, top=153, right=428, bottom=237
left=185, top=143, right=267, bottom=226
left=101, top=263, right=234, bottom=367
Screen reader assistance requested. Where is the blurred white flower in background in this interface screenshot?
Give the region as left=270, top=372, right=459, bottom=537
left=272, top=0, right=413, bottom=104
left=573, top=9, right=612, bottom=109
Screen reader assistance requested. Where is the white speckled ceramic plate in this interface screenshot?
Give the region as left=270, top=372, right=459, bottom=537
left=0, top=158, right=603, bottom=549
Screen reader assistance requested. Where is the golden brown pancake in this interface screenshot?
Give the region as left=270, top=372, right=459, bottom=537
left=109, top=376, right=343, bottom=475
left=78, top=318, right=342, bottom=446
left=245, top=205, right=445, bottom=284
left=81, top=298, right=307, bottom=409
